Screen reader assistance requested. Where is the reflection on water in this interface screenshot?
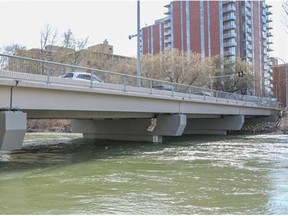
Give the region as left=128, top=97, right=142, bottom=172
left=0, top=133, right=287, bottom=214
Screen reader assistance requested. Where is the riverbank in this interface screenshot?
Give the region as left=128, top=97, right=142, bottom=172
left=27, top=119, right=71, bottom=133
left=232, top=110, right=287, bottom=135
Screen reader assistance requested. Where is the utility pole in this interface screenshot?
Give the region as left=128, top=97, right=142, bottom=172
left=137, top=0, right=141, bottom=87
left=129, top=0, right=141, bottom=87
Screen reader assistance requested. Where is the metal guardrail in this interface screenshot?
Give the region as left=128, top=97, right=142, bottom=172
left=0, top=53, right=279, bottom=109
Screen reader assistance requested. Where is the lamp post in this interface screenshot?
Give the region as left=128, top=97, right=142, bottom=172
left=129, top=0, right=141, bottom=87
left=270, top=57, right=288, bottom=108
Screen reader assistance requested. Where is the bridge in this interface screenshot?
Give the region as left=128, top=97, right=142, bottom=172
left=0, top=54, right=279, bottom=151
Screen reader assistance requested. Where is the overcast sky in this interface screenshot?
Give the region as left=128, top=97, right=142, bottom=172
left=0, top=0, right=287, bottom=63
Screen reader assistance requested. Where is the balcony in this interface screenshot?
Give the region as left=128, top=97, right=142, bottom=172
left=223, top=0, right=236, bottom=5
left=164, top=36, right=171, bottom=43
left=247, top=44, right=253, bottom=50
left=247, top=27, right=252, bottom=33
left=224, top=51, right=235, bottom=56
left=267, top=32, right=273, bottom=37
left=223, top=5, right=236, bottom=13
left=223, top=23, right=236, bottom=30
left=267, top=40, right=273, bottom=44
left=246, top=1, right=251, bottom=8
left=164, top=9, right=170, bottom=15
left=267, top=9, right=272, bottom=15
left=246, top=10, right=252, bottom=17
left=264, top=65, right=270, bottom=71
left=246, top=34, right=252, bottom=41
left=246, top=18, right=252, bottom=25
left=223, top=31, right=236, bottom=39
left=223, top=14, right=236, bottom=21
left=164, top=29, right=172, bottom=36
left=247, top=52, right=253, bottom=59
left=223, top=41, right=237, bottom=47
left=164, top=44, right=172, bottom=50
left=164, top=22, right=171, bottom=29
left=267, top=47, right=273, bottom=52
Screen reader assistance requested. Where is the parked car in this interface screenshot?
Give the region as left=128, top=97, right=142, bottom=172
left=152, top=84, right=174, bottom=91
left=195, top=91, right=213, bottom=97
left=59, top=72, right=103, bottom=83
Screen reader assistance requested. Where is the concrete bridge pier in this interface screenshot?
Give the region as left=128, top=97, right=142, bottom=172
left=72, top=114, right=187, bottom=143
left=0, top=111, right=27, bottom=151
left=184, top=115, right=245, bottom=135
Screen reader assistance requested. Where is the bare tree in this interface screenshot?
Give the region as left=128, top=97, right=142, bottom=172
left=61, top=29, right=89, bottom=66
left=0, top=44, right=26, bottom=71
left=40, top=24, right=58, bottom=60
left=1, top=44, right=26, bottom=55
left=211, top=56, right=254, bottom=94
left=141, top=49, right=214, bottom=87
left=283, top=0, right=288, bottom=32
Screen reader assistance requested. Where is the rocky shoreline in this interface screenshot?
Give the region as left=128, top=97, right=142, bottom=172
left=27, top=111, right=288, bottom=135
left=231, top=110, right=288, bottom=135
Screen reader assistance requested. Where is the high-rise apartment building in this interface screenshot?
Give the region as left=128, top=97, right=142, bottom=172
left=141, top=0, right=273, bottom=96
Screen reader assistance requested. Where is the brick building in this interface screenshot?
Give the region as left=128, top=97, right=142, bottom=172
left=271, top=58, right=288, bottom=108
left=141, top=0, right=273, bottom=97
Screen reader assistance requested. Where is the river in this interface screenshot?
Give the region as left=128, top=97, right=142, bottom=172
left=0, top=133, right=287, bottom=214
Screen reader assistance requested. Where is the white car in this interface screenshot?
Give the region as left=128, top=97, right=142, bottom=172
left=60, top=72, right=103, bottom=83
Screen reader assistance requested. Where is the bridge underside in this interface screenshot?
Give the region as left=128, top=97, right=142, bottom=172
left=0, top=111, right=247, bottom=151
left=71, top=114, right=245, bottom=142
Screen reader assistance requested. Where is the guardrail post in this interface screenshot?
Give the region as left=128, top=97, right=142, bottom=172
left=189, top=86, right=191, bottom=99
left=123, top=75, right=128, bottom=92
left=149, top=80, right=153, bottom=95
left=90, top=70, right=93, bottom=88
left=46, top=63, right=51, bottom=84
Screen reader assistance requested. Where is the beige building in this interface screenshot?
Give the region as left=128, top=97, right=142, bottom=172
left=15, top=40, right=135, bottom=72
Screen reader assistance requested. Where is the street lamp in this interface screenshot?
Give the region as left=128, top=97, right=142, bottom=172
left=270, top=57, right=288, bottom=108
left=129, top=0, right=141, bottom=87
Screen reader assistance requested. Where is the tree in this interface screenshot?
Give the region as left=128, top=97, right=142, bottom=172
left=283, top=0, right=288, bottom=32
left=0, top=44, right=26, bottom=71
left=140, top=49, right=214, bottom=87
left=40, top=24, right=58, bottom=61
left=60, top=29, right=89, bottom=66
left=211, top=56, right=254, bottom=95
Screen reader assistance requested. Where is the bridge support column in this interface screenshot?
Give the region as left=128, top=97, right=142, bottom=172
left=0, top=111, right=27, bottom=151
left=72, top=114, right=187, bottom=143
left=184, top=115, right=244, bottom=135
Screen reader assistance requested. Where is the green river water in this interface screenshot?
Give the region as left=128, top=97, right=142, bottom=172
left=0, top=133, right=287, bottom=214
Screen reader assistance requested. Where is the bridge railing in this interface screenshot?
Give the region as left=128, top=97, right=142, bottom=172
left=0, top=53, right=279, bottom=109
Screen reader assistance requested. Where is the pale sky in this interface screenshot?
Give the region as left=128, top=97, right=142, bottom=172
left=0, top=0, right=287, bottom=62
